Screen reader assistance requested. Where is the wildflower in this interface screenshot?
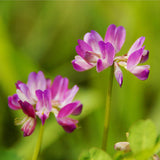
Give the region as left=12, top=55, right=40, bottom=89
left=72, top=24, right=126, bottom=72
left=49, top=75, right=83, bottom=133
left=114, top=37, right=150, bottom=87
left=8, top=72, right=82, bottom=136
left=72, top=24, right=150, bottom=87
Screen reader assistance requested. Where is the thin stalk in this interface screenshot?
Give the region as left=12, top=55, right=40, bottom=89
left=32, top=124, right=44, bottom=160
left=101, top=65, right=114, bottom=151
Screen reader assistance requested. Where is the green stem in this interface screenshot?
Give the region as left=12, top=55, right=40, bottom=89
left=101, top=65, right=114, bottom=151
left=32, top=124, right=44, bottom=160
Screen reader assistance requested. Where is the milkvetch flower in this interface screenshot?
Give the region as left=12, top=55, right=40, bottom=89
left=48, top=75, right=83, bottom=133
left=8, top=71, right=82, bottom=136
left=72, top=24, right=126, bottom=72
left=114, top=37, right=150, bottom=87
left=72, top=24, right=150, bottom=87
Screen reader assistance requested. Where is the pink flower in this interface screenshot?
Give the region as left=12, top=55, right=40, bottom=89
left=72, top=24, right=126, bottom=72
left=8, top=72, right=82, bottom=136
left=49, top=75, right=83, bottom=133
left=114, top=37, right=150, bottom=87
left=72, top=24, right=150, bottom=87
left=8, top=71, right=47, bottom=136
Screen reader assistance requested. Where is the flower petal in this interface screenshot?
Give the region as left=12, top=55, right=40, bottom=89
left=140, top=50, right=149, bottom=63
left=127, top=48, right=144, bottom=70
left=96, top=42, right=115, bottom=72
left=8, top=94, right=21, bottom=110
left=84, top=30, right=103, bottom=53
left=58, top=101, right=81, bottom=118
left=114, top=62, right=123, bottom=87
left=71, top=103, right=83, bottom=115
left=72, top=55, right=94, bottom=72
left=22, top=118, right=36, bottom=136
left=96, top=59, right=105, bottom=72
left=51, top=76, right=69, bottom=101
left=27, top=71, right=47, bottom=100
left=128, top=37, right=145, bottom=56
left=19, top=101, right=35, bottom=118
left=36, top=89, right=52, bottom=125
left=105, top=24, right=126, bottom=53
left=76, top=40, right=92, bottom=58
left=62, top=85, right=79, bottom=105
left=16, top=83, right=33, bottom=104
left=129, top=65, right=150, bottom=80
left=57, top=117, right=78, bottom=133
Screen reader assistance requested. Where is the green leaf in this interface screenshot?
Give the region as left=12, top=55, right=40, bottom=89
left=128, top=119, right=157, bottom=154
left=79, top=147, right=112, bottom=160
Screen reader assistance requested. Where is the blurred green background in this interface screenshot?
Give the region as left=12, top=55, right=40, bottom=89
left=0, top=1, right=160, bottom=159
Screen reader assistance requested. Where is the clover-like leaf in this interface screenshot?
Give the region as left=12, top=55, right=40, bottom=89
left=79, top=147, right=112, bottom=160
left=128, top=119, right=157, bottom=154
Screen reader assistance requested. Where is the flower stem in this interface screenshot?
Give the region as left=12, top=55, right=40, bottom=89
left=101, top=65, right=114, bottom=151
left=32, top=124, right=44, bottom=160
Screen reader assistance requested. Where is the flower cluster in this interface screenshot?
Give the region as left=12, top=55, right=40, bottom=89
left=72, top=24, right=150, bottom=87
left=8, top=71, right=82, bottom=136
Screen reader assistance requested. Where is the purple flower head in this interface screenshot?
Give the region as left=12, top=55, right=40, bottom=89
left=72, top=24, right=126, bottom=72
left=8, top=71, right=48, bottom=136
left=8, top=72, right=83, bottom=136
left=72, top=24, right=150, bottom=87
left=50, top=75, right=82, bottom=133
left=114, top=37, right=150, bottom=87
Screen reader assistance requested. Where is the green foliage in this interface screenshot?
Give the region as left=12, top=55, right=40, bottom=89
left=115, top=120, right=160, bottom=160
left=79, top=120, right=160, bottom=160
left=128, top=119, right=157, bottom=154
left=79, top=148, right=112, bottom=160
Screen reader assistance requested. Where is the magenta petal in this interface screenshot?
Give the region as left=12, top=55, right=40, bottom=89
left=99, top=41, right=115, bottom=61
left=51, top=76, right=68, bottom=101
left=129, top=65, right=150, bottom=80
left=22, top=118, right=36, bottom=136
left=8, top=94, right=21, bottom=110
left=63, top=85, right=79, bottom=105
left=84, top=30, right=103, bottom=44
left=36, top=89, right=52, bottom=111
left=76, top=40, right=92, bottom=58
left=105, top=24, right=116, bottom=43
left=27, top=71, right=46, bottom=98
left=16, top=83, right=33, bottom=103
left=19, top=101, right=35, bottom=118
left=114, top=63, right=123, bottom=87
left=57, top=117, right=78, bottom=133
left=97, top=59, right=105, bottom=72
left=71, top=104, right=83, bottom=115
left=36, top=89, right=52, bottom=125
left=105, top=24, right=126, bottom=53
left=140, top=50, right=149, bottom=63
left=127, top=48, right=144, bottom=70
left=15, top=80, right=23, bottom=89
left=84, top=30, right=103, bottom=53
left=41, top=114, right=47, bottom=125
left=58, top=101, right=81, bottom=118
left=72, top=56, right=94, bottom=72
left=114, top=26, right=126, bottom=53
left=46, top=78, right=52, bottom=89
left=96, top=42, right=115, bottom=72
left=83, top=51, right=99, bottom=63
left=128, top=37, right=145, bottom=56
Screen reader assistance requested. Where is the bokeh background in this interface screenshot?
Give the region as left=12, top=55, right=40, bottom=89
left=0, top=1, right=160, bottom=160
